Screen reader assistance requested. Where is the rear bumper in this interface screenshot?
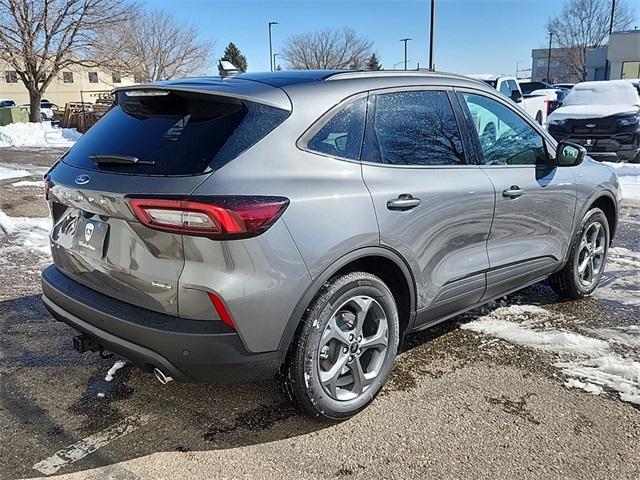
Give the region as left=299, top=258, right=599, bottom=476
left=41, top=265, right=283, bottom=383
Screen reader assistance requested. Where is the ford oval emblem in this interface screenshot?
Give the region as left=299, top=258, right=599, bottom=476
left=75, top=174, right=90, bottom=185
left=585, top=123, right=596, bottom=128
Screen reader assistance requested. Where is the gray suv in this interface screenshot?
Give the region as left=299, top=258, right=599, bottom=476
left=42, top=70, right=620, bottom=420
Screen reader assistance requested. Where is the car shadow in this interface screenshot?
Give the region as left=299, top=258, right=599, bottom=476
left=0, top=294, right=328, bottom=479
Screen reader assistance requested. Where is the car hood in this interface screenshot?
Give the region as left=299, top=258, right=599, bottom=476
left=548, top=104, right=639, bottom=121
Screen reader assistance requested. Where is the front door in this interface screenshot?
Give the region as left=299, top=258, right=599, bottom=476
left=360, top=88, right=495, bottom=328
left=457, top=90, right=577, bottom=300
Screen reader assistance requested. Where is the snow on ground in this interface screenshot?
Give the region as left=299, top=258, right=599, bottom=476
left=605, top=161, right=640, bottom=201
left=0, top=209, right=51, bottom=258
left=0, top=165, right=29, bottom=181
left=104, top=360, right=128, bottom=382
left=462, top=304, right=640, bottom=405
left=10, top=180, right=42, bottom=187
left=592, top=247, right=640, bottom=307
left=0, top=122, right=80, bottom=148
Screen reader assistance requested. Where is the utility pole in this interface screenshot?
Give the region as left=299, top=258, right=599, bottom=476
left=428, top=0, right=435, bottom=70
left=400, top=38, right=412, bottom=71
left=268, top=21, right=278, bottom=71
left=546, top=32, right=553, bottom=82
left=609, top=0, right=616, bottom=35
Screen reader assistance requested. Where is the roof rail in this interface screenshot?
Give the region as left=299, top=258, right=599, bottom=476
left=325, top=69, right=470, bottom=81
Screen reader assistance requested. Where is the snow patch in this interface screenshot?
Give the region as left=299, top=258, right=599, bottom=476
left=10, top=180, right=41, bottom=187
left=0, top=122, right=80, bottom=148
left=605, top=162, right=640, bottom=202
left=0, top=165, right=29, bottom=181
left=0, top=209, right=51, bottom=257
left=462, top=305, right=640, bottom=405
left=104, top=360, right=127, bottom=382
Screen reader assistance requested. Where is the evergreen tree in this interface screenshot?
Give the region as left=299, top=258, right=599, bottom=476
left=366, top=53, right=381, bottom=71
left=221, top=42, right=248, bottom=72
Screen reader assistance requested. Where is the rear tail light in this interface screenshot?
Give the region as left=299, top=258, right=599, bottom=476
left=126, top=196, right=289, bottom=239
left=546, top=100, right=552, bottom=117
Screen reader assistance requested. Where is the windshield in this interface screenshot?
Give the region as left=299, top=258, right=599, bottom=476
left=563, top=81, right=640, bottom=106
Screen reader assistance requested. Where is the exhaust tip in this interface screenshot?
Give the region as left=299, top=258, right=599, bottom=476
left=153, top=367, right=173, bottom=385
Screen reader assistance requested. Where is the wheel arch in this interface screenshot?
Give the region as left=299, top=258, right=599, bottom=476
left=277, top=246, right=417, bottom=354
left=585, top=191, right=618, bottom=243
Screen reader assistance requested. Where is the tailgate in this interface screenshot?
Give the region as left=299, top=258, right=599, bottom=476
left=46, top=165, right=207, bottom=316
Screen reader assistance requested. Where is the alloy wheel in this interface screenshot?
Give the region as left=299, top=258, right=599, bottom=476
left=576, top=221, right=606, bottom=287
left=317, top=295, right=389, bottom=401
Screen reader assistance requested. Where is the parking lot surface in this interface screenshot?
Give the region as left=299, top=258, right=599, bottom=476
left=0, top=148, right=638, bottom=479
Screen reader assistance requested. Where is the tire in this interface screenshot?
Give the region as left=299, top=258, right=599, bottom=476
left=283, top=271, right=399, bottom=421
left=549, top=208, right=610, bottom=299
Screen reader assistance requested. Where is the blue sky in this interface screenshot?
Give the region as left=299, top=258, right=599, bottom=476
left=154, top=0, right=565, bottom=76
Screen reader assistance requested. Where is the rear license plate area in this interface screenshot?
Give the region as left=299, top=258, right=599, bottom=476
left=73, top=218, right=109, bottom=259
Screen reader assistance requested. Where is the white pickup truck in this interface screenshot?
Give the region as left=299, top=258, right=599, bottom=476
left=469, top=75, right=550, bottom=125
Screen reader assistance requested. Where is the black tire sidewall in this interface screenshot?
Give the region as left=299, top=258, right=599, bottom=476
left=297, top=274, right=399, bottom=420
left=569, top=208, right=610, bottom=295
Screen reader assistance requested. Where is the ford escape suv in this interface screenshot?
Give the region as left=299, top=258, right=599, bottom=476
left=42, top=70, right=619, bottom=420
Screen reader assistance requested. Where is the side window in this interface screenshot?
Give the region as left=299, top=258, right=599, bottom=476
left=364, top=90, right=465, bottom=166
left=499, top=81, right=511, bottom=97
left=306, top=97, right=366, bottom=160
left=461, top=92, right=549, bottom=166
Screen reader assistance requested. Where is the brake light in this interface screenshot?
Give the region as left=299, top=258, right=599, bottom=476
left=127, top=196, right=289, bottom=239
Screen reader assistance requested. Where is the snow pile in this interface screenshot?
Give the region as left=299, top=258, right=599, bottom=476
left=0, top=122, right=80, bottom=148
left=0, top=165, right=29, bottom=181
left=0, top=209, right=51, bottom=257
left=462, top=304, right=640, bottom=405
left=104, top=360, right=128, bottom=382
left=605, top=162, right=640, bottom=201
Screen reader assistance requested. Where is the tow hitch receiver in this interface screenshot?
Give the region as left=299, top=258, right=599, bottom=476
left=73, top=335, right=100, bottom=354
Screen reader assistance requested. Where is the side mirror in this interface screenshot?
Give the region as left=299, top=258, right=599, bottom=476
left=511, top=90, right=523, bottom=103
left=556, top=141, right=586, bottom=167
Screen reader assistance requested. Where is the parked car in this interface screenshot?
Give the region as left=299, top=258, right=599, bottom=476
left=0, top=98, right=16, bottom=108
left=42, top=70, right=619, bottom=420
left=547, top=80, right=640, bottom=163
left=20, top=99, right=60, bottom=120
left=469, top=74, right=549, bottom=124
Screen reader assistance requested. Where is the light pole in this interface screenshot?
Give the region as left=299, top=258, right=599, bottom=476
left=546, top=32, right=553, bottom=82
left=428, top=0, right=435, bottom=70
left=273, top=53, right=279, bottom=71
left=400, top=38, right=412, bottom=71
left=268, top=21, right=279, bottom=71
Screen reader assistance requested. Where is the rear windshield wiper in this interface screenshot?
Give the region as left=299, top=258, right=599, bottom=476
left=90, top=154, right=155, bottom=166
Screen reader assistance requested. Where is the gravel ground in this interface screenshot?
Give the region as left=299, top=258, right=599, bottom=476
left=0, top=149, right=638, bottom=480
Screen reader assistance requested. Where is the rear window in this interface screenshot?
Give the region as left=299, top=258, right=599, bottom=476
left=63, top=90, right=289, bottom=175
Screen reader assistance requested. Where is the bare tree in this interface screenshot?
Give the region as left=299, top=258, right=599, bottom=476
left=547, top=0, right=635, bottom=81
left=0, top=0, right=133, bottom=122
left=97, top=9, right=214, bottom=83
left=282, top=27, right=373, bottom=70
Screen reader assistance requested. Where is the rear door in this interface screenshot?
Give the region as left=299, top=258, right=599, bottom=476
left=360, top=87, right=495, bottom=327
left=457, top=90, right=577, bottom=300
left=47, top=88, right=290, bottom=316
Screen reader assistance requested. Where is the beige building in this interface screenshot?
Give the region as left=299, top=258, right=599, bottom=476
left=0, top=62, right=136, bottom=106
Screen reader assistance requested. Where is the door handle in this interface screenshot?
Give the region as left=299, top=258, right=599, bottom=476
left=387, top=194, right=421, bottom=211
left=502, top=186, right=525, bottom=198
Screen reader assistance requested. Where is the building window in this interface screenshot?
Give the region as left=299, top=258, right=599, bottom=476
left=5, top=71, right=18, bottom=83
left=537, top=59, right=547, bottom=67
left=111, top=72, right=121, bottom=83
left=88, top=72, right=98, bottom=83
left=621, top=61, right=640, bottom=80
left=63, top=71, right=74, bottom=83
